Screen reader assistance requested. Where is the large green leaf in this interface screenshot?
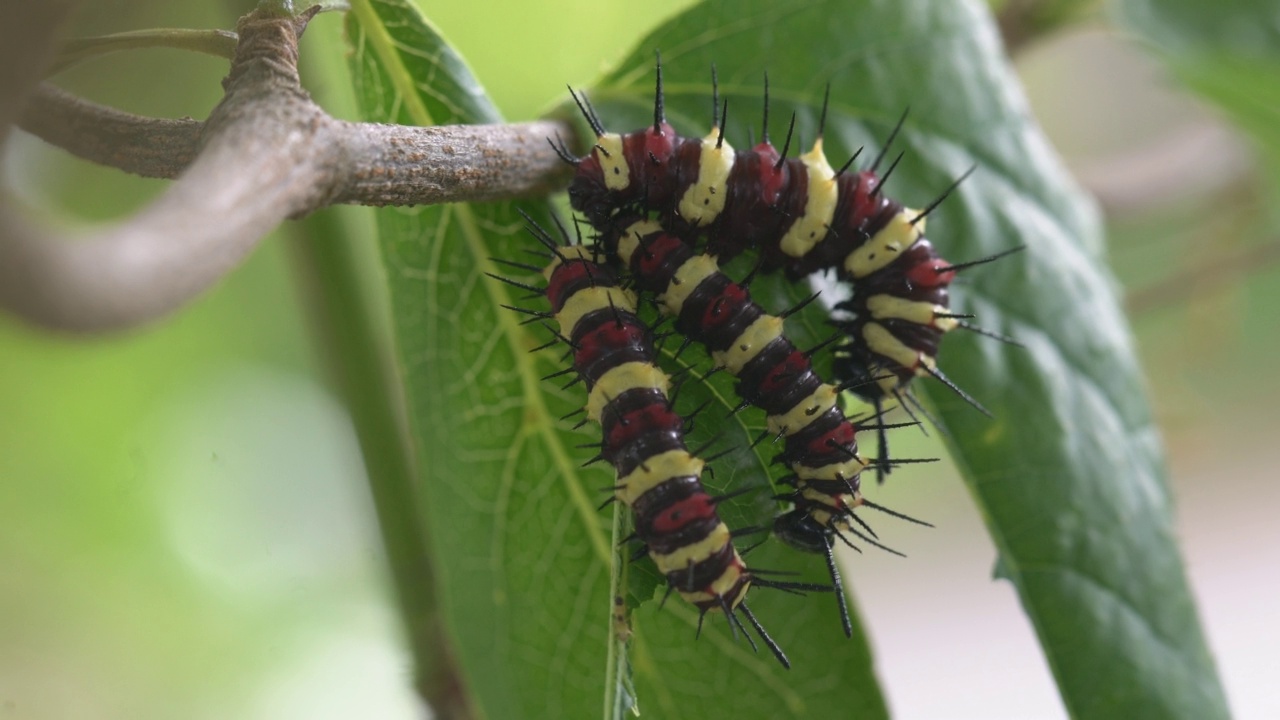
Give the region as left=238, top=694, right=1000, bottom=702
left=344, top=1, right=883, bottom=717
left=344, top=0, right=1229, bottom=718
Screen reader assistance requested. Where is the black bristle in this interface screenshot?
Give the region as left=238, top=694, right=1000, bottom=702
left=911, top=165, right=976, bottom=225
left=869, top=107, right=909, bottom=173
left=653, top=50, right=665, bottom=133
left=567, top=85, right=605, bottom=137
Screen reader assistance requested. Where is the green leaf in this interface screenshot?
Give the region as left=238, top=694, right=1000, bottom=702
left=1113, top=0, right=1280, bottom=186
left=344, top=0, right=1229, bottom=718
left=345, top=4, right=606, bottom=720
left=557, top=0, right=1226, bottom=717
left=345, top=1, right=884, bottom=716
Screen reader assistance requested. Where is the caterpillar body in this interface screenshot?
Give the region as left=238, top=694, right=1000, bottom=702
left=494, top=216, right=837, bottom=667
left=604, top=216, right=932, bottom=635
left=555, top=64, right=1021, bottom=475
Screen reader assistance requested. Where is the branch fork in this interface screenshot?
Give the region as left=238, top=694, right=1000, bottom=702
left=0, top=4, right=573, bottom=332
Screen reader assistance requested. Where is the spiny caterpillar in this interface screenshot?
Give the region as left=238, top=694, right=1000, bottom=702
left=603, top=216, right=931, bottom=635
left=490, top=214, right=832, bottom=667
left=553, top=61, right=1022, bottom=478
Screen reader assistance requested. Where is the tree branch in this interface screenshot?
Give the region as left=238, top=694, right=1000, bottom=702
left=0, top=4, right=575, bottom=333
left=49, top=28, right=239, bottom=75
left=19, top=85, right=203, bottom=178
left=0, top=2, right=77, bottom=144
left=18, top=86, right=572, bottom=205
left=334, top=119, right=571, bottom=205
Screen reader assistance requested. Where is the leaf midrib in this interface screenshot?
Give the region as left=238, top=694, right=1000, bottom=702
left=349, top=0, right=612, bottom=568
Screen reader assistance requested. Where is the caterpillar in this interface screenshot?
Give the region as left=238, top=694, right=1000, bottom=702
left=830, top=235, right=1023, bottom=466
left=491, top=214, right=826, bottom=668
left=553, top=61, right=1021, bottom=478
left=602, top=215, right=932, bottom=637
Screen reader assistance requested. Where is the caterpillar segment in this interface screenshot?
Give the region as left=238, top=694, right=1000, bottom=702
left=607, top=218, right=931, bottom=637
left=499, top=215, right=834, bottom=667
left=831, top=236, right=1025, bottom=474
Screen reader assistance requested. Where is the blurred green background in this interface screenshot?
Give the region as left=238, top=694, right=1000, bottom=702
left=2, top=1, right=1276, bottom=718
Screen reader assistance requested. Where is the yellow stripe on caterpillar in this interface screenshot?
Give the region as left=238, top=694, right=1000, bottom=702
left=765, top=383, right=838, bottom=436
left=542, top=244, right=599, bottom=281
left=598, top=133, right=629, bottom=191
left=779, top=140, right=838, bottom=258
left=799, top=486, right=846, bottom=510
left=793, top=455, right=868, bottom=483
left=861, top=322, right=925, bottom=373
left=650, top=523, right=731, bottom=575
left=659, top=254, right=720, bottom=315
left=614, top=448, right=703, bottom=506
left=677, top=131, right=736, bottom=226
left=842, top=209, right=924, bottom=279
left=587, top=362, right=671, bottom=424
left=680, top=563, right=748, bottom=609
left=865, top=295, right=959, bottom=331
left=712, top=315, right=785, bottom=375
left=806, top=507, right=836, bottom=527
left=709, top=562, right=748, bottom=608
left=614, top=219, right=665, bottom=265
left=556, top=286, right=638, bottom=338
